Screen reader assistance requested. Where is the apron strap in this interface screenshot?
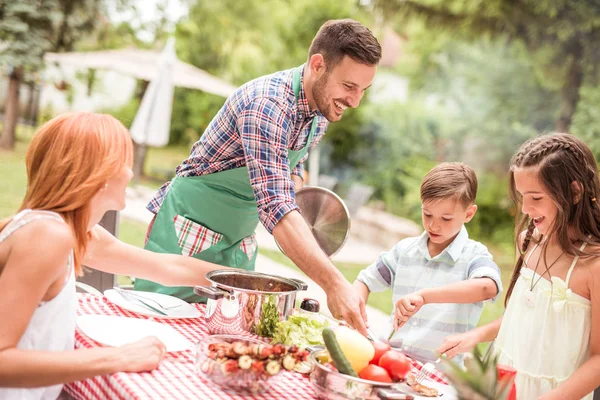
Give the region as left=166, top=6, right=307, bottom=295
left=292, top=67, right=318, bottom=148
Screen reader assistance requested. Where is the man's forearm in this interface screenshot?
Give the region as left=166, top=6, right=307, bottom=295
left=417, top=277, right=498, bottom=304
left=272, top=210, right=345, bottom=289
left=291, top=174, right=304, bottom=190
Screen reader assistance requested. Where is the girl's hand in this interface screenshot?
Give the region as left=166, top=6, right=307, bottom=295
left=436, top=331, right=480, bottom=359
left=117, top=336, right=167, bottom=372
left=394, top=293, right=425, bottom=329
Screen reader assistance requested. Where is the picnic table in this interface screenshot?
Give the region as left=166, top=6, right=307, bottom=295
left=65, top=294, right=448, bottom=400
left=65, top=294, right=314, bottom=400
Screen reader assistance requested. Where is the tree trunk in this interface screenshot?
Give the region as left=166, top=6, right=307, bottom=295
left=133, top=142, right=147, bottom=180
left=26, top=82, right=35, bottom=123
left=54, top=0, right=75, bottom=52
left=1, top=66, right=24, bottom=150
left=132, top=80, right=150, bottom=180
left=555, top=44, right=584, bottom=133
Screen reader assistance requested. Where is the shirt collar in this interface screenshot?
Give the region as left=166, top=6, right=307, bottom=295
left=295, top=64, right=322, bottom=119
left=418, top=225, right=469, bottom=263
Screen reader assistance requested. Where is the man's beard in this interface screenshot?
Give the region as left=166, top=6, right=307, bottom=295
left=312, top=72, right=334, bottom=121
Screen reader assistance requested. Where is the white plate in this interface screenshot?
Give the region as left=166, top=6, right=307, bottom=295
left=77, top=314, right=191, bottom=352
left=104, top=289, right=201, bottom=319
left=395, top=377, right=457, bottom=399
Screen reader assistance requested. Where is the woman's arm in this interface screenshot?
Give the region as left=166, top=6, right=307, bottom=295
left=540, top=264, right=600, bottom=400
left=0, top=220, right=165, bottom=387
left=84, top=225, right=229, bottom=287
left=0, top=338, right=164, bottom=388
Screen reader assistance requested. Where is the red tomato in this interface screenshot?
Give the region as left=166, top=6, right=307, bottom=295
left=358, top=364, right=393, bottom=383
left=378, top=351, right=411, bottom=380
left=370, top=341, right=392, bottom=365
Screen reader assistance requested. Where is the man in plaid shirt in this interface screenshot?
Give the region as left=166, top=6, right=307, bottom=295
left=135, top=19, right=381, bottom=335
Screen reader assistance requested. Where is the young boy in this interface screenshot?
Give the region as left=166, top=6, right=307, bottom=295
left=354, top=162, right=502, bottom=363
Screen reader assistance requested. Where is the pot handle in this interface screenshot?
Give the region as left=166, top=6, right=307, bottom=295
left=193, top=286, right=231, bottom=300
left=288, top=278, right=308, bottom=291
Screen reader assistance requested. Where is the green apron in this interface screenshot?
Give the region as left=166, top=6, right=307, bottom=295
left=134, top=67, right=317, bottom=302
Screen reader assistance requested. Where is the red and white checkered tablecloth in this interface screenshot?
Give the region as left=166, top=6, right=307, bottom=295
left=64, top=294, right=447, bottom=400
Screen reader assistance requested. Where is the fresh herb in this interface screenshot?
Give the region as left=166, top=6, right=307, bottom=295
left=254, top=296, right=279, bottom=338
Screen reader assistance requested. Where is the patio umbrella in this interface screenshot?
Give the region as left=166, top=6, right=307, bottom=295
left=129, top=37, right=176, bottom=147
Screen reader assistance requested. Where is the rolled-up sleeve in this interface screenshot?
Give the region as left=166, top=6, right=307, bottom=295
left=290, top=161, right=305, bottom=180
left=467, top=254, right=503, bottom=302
left=238, top=98, right=299, bottom=233
left=357, top=246, right=399, bottom=293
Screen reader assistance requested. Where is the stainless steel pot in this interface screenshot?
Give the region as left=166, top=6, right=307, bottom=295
left=194, top=270, right=308, bottom=337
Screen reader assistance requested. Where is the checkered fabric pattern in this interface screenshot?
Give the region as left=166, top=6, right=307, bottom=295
left=65, top=294, right=448, bottom=400
left=238, top=234, right=257, bottom=260
left=173, top=215, right=222, bottom=257
left=146, top=65, right=329, bottom=233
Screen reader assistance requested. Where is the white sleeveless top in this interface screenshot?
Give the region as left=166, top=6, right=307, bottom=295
left=0, top=210, right=77, bottom=400
left=495, top=241, right=593, bottom=400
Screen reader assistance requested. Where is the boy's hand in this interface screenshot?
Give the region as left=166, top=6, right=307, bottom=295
left=394, top=293, right=425, bottom=330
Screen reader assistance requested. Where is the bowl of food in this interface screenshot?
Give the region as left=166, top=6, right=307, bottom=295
left=309, top=327, right=416, bottom=400
left=196, top=334, right=310, bottom=395
left=310, top=348, right=393, bottom=400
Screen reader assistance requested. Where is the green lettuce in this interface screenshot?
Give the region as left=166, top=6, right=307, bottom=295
left=272, top=313, right=329, bottom=349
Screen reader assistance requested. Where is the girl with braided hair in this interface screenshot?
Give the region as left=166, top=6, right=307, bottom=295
left=438, top=133, right=600, bottom=399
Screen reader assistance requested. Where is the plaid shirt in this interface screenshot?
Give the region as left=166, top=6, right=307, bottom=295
left=357, top=226, right=503, bottom=364
left=147, top=65, right=329, bottom=233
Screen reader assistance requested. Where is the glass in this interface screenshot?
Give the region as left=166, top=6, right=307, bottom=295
left=195, top=334, right=282, bottom=395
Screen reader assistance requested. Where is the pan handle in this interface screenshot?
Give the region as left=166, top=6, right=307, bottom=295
left=193, top=286, right=232, bottom=300
left=288, top=278, right=308, bottom=291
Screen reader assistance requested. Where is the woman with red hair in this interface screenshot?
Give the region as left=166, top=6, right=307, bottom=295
left=0, top=112, right=228, bottom=399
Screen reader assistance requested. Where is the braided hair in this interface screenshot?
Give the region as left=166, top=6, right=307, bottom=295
left=505, top=133, right=600, bottom=306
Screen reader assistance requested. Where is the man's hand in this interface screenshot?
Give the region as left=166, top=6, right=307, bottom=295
left=272, top=212, right=368, bottom=334
left=327, top=280, right=368, bottom=335
left=394, top=293, right=425, bottom=330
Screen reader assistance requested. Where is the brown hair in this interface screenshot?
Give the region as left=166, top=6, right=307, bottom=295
left=0, top=112, right=134, bottom=274
left=308, top=19, right=381, bottom=68
left=420, top=162, right=478, bottom=207
left=504, top=133, right=600, bottom=305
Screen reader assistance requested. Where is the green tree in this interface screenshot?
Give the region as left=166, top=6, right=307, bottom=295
left=0, top=0, right=58, bottom=149
left=375, top=0, right=600, bottom=133
left=0, top=0, right=116, bottom=149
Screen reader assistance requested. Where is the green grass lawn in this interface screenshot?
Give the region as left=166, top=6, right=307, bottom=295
left=258, top=248, right=394, bottom=314
left=2, top=124, right=513, bottom=328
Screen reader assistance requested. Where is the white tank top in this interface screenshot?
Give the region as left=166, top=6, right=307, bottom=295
left=0, top=209, right=77, bottom=400
left=495, top=241, right=593, bottom=400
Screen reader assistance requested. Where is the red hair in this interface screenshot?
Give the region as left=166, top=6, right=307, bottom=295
left=0, top=112, right=133, bottom=274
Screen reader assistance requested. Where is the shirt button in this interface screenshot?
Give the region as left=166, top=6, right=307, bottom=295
left=412, top=320, right=418, bottom=326
left=403, top=346, right=409, bottom=351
